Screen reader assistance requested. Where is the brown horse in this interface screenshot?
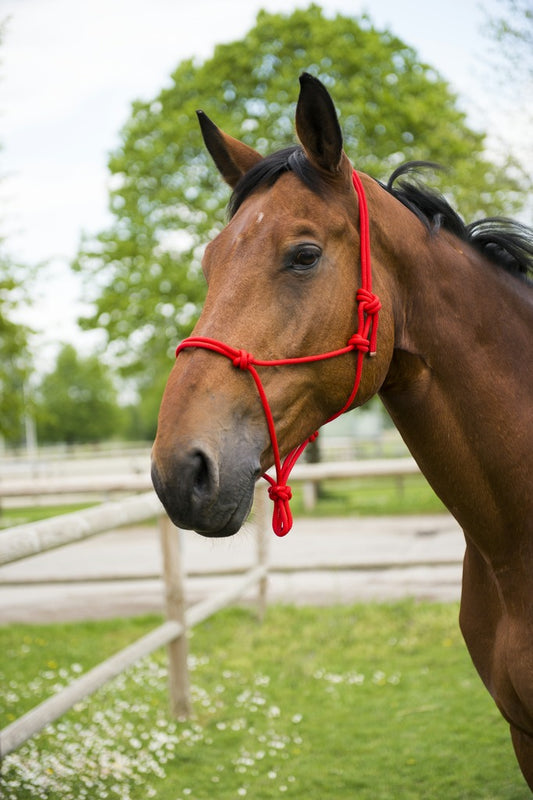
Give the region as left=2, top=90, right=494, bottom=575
left=151, top=74, right=533, bottom=788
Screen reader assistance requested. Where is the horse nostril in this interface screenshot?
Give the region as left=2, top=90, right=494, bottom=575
left=189, top=449, right=216, bottom=500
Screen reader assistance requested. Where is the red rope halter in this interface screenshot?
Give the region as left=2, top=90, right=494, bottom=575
left=176, top=170, right=380, bottom=537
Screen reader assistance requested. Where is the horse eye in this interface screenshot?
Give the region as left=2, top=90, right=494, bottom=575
left=288, top=245, right=322, bottom=271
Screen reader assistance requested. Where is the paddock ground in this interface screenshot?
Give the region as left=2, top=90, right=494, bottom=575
left=0, top=513, right=465, bottom=623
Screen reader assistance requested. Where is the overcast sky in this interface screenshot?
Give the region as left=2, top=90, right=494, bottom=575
left=0, top=0, right=527, bottom=360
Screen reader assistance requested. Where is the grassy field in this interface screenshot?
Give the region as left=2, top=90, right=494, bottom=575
left=290, top=473, right=447, bottom=517
left=0, top=603, right=527, bottom=799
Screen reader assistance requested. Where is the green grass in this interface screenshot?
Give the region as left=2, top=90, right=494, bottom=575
left=291, top=473, right=447, bottom=517
left=0, top=603, right=526, bottom=799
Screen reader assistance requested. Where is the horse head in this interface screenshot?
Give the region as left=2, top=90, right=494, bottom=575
left=151, top=74, right=394, bottom=537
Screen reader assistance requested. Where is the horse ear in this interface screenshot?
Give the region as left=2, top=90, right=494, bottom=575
left=197, top=111, right=263, bottom=188
left=295, top=73, right=343, bottom=174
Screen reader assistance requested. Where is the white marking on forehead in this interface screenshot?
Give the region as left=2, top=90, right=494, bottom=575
left=256, top=211, right=264, bottom=224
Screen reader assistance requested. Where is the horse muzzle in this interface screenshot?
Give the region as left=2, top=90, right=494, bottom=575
left=151, top=439, right=261, bottom=537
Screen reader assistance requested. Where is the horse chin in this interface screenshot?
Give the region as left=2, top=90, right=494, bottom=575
left=173, top=490, right=254, bottom=539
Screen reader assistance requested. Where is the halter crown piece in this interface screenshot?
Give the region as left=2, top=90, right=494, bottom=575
left=176, top=170, right=381, bottom=536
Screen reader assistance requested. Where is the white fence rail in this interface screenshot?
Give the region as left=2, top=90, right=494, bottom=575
left=0, top=457, right=419, bottom=502
left=0, top=492, right=162, bottom=566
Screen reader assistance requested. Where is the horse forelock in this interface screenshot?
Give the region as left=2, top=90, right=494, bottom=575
left=228, top=146, right=326, bottom=218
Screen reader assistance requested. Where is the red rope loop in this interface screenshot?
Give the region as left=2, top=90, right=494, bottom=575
left=174, top=169, right=379, bottom=537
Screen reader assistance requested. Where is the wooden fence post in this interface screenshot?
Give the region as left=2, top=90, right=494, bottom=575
left=158, top=514, right=191, bottom=718
left=302, top=480, right=318, bottom=511
left=254, top=484, right=269, bottom=621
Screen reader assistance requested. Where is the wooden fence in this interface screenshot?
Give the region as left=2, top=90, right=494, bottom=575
left=0, top=487, right=270, bottom=760
left=0, top=457, right=420, bottom=509
left=0, top=457, right=421, bottom=759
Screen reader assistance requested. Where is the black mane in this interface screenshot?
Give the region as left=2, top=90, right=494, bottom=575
left=229, top=149, right=533, bottom=280
left=385, top=162, right=533, bottom=280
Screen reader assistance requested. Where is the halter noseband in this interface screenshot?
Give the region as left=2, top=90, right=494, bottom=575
left=176, top=170, right=381, bottom=537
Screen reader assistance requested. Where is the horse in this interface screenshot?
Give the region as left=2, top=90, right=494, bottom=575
left=151, top=73, right=533, bottom=789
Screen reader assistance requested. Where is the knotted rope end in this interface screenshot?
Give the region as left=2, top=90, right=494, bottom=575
left=267, top=483, right=293, bottom=537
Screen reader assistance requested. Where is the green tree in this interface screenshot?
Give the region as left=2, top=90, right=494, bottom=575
left=35, top=344, right=121, bottom=444
left=73, top=4, right=529, bottom=408
left=0, top=256, right=32, bottom=443
left=0, top=21, right=33, bottom=445
left=486, top=0, right=533, bottom=79
left=483, top=0, right=532, bottom=187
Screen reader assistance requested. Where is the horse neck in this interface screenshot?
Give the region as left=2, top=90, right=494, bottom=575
left=376, top=218, right=533, bottom=559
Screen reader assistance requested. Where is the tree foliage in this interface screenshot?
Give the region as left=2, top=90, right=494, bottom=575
left=486, top=0, right=533, bottom=80
left=483, top=0, right=532, bottom=186
left=0, top=258, right=32, bottom=443
left=73, top=4, right=529, bottom=397
left=0, top=21, right=33, bottom=444
left=35, top=345, right=121, bottom=444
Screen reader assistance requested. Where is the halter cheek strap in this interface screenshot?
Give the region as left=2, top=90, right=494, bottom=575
left=176, top=170, right=380, bottom=537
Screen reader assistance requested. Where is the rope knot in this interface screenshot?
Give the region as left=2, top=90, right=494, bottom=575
left=348, top=333, right=370, bottom=353
left=268, top=484, right=292, bottom=503
left=232, top=349, right=253, bottom=370
left=356, top=288, right=381, bottom=315
left=356, top=289, right=381, bottom=355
